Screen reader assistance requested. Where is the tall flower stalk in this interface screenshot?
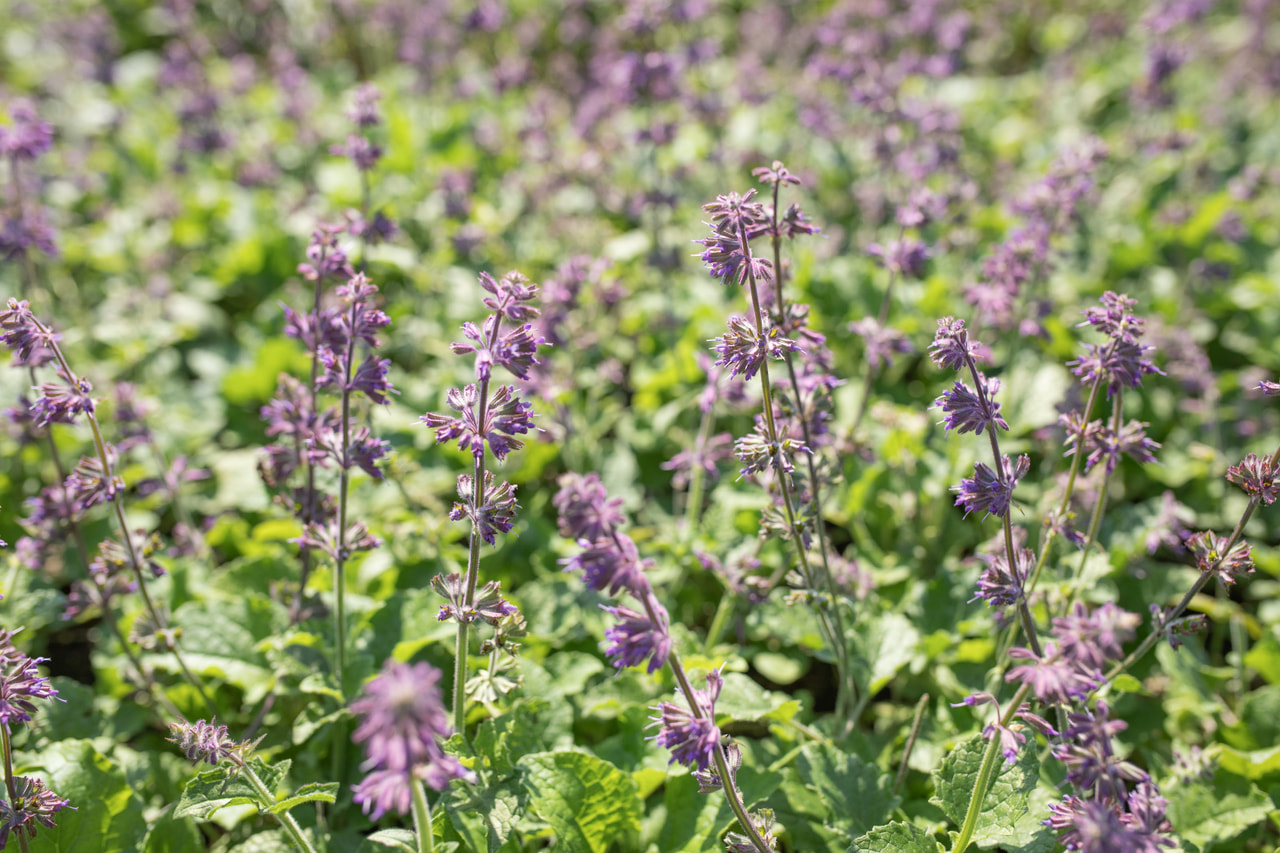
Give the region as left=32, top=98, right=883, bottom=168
left=555, top=473, right=776, bottom=853
left=420, top=270, right=544, bottom=733
left=0, top=297, right=216, bottom=716
left=695, top=187, right=852, bottom=722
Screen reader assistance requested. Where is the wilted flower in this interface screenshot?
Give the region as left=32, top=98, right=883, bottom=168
left=1226, top=452, right=1278, bottom=505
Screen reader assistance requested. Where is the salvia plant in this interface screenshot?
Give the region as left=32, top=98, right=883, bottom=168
left=3, top=2, right=1280, bottom=852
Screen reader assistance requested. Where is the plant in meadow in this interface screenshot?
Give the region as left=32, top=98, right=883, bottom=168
left=554, top=472, right=776, bottom=853
left=0, top=297, right=215, bottom=718
left=166, top=718, right=320, bottom=853
left=693, top=178, right=855, bottom=722
left=348, top=660, right=473, bottom=850
left=420, top=270, right=543, bottom=732
left=930, top=294, right=1200, bottom=852
left=0, top=628, right=72, bottom=850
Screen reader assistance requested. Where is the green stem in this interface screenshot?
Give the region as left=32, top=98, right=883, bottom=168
left=894, top=694, right=929, bottom=796
left=242, top=764, right=319, bottom=853
left=953, top=684, right=1031, bottom=853
left=411, top=778, right=435, bottom=853
left=703, top=589, right=735, bottom=654
left=1061, top=389, right=1124, bottom=610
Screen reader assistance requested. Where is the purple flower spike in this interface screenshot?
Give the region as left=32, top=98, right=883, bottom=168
left=0, top=298, right=59, bottom=367
left=712, top=315, right=799, bottom=381
left=935, top=376, right=1008, bottom=436
left=0, top=775, right=72, bottom=848
left=953, top=454, right=1029, bottom=518
left=553, top=472, right=626, bottom=542
left=1226, top=452, right=1278, bottom=505
left=0, top=631, right=58, bottom=726
left=350, top=660, right=474, bottom=819
left=650, top=668, right=724, bottom=770
left=602, top=597, right=672, bottom=674
left=167, top=718, right=242, bottom=766
left=929, top=316, right=980, bottom=371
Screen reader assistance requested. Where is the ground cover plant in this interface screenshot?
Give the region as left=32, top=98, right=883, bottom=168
left=3, top=0, right=1280, bottom=850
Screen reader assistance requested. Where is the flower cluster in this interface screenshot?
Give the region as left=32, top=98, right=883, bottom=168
left=1066, top=292, right=1163, bottom=400
left=350, top=661, right=474, bottom=819
left=1005, top=603, right=1140, bottom=706
left=167, top=718, right=252, bottom=767
left=0, top=629, right=71, bottom=847
left=1, top=98, right=59, bottom=262
left=555, top=473, right=670, bottom=675
left=330, top=82, right=397, bottom=246
left=650, top=668, right=724, bottom=771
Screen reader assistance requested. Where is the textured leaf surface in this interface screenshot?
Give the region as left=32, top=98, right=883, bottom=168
left=848, top=821, right=944, bottom=853
left=795, top=742, right=897, bottom=840
left=267, top=781, right=338, bottom=814
left=1165, top=774, right=1272, bottom=849
left=518, top=751, right=641, bottom=853
left=445, top=778, right=522, bottom=853
left=931, top=734, right=1039, bottom=848
left=28, top=739, right=147, bottom=853
left=175, top=757, right=290, bottom=819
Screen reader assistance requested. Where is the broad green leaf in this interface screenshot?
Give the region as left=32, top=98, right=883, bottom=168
left=1165, top=774, right=1272, bottom=849
left=851, top=612, right=920, bottom=696
left=657, top=771, right=728, bottom=853
left=174, top=757, right=291, bottom=819
left=165, top=596, right=289, bottom=703
left=848, top=821, right=944, bottom=853
left=142, top=804, right=203, bottom=853
left=794, top=742, right=897, bottom=841
left=518, top=751, right=642, bottom=853
left=267, top=781, right=339, bottom=814
left=931, top=734, right=1039, bottom=848
left=1216, top=744, right=1280, bottom=780
left=444, top=778, right=522, bottom=853
left=28, top=739, right=147, bottom=853
left=474, top=700, right=551, bottom=777
left=367, top=829, right=419, bottom=852
left=715, top=672, right=802, bottom=727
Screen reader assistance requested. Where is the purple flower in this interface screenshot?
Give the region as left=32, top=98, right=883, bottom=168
left=734, top=423, right=809, bottom=479
left=935, top=375, right=1008, bottom=436
left=1079, top=292, right=1146, bottom=345
left=294, top=519, right=380, bottom=564
left=849, top=318, right=913, bottom=370
left=30, top=374, right=95, bottom=427
left=662, top=432, right=733, bottom=489
left=1045, top=796, right=1173, bottom=853
left=1006, top=642, right=1098, bottom=705
left=553, top=472, right=625, bottom=541
left=1069, top=340, right=1163, bottom=399
left=1052, top=702, right=1148, bottom=803
left=562, top=532, right=650, bottom=598
left=1052, top=603, right=1140, bottom=670
left=432, top=574, right=518, bottom=625
left=0, top=631, right=58, bottom=726
left=0, top=775, right=72, bottom=849
left=602, top=598, right=672, bottom=674
left=297, top=223, right=354, bottom=283
left=346, top=82, right=383, bottom=129
left=712, top=315, right=799, bottom=381
left=420, top=384, right=537, bottom=463
left=167, top=718, right=243, bottom=766
left=694, top=190, right=774, bottom=285
left=1226, top=452, right=1278, bottom=505
left=973, top=546, right=1033, bottom=608
left=0, top=100, right=54, bottom=160
left=479, top=271, right=540, bottom=323
left=65, top=449, right=124, bottom=509
left=331, top=134, right=382, bottom=171
left=449, top=472, right=519, bottom=545
left=929, top=316, right=981, bottom=371
left=953, top=454, right=1029, bottom=518
left=650, top=669, right=724, bottom=770
left=1185, top=531, right=1254, bottom=584
left=1259, top=379, right=1280, bottom=396
left=0, top=298, right=59, bottom=367
left=351, top=660, right=474, bottom=819
left=867, top=238, right=930, bottom=278
left=1082, top=420, right=1160, bottom=475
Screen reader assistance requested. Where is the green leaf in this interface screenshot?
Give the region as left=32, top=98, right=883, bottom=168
left=267, top=781, right=339, bottom=814
left=474, top=700, right=551, bottom=777
left=143, top=805, right=204, bottom=853
left=931, top=734, right=1040, bottom=848
left=367, top=829, right=419, bottom=851
left=657, top=771, right=729, bottom=853
left=27, top=739, right=147, bottom=853
left=1216, top=744, right=1280, bottom=780
left=794, top=742, right=897, bottom=840
left=166, top=596, right=289, bottom=704
left=174, top=757, right=290, bottom=819
left=848, top=821, right=944, bottom=853
left=851, top=612, right=920, bottom=697
left=715, top=672, right=803, bottom=728
left=444, top=778, right=522, bottom=853
left=1165, top=774, right=1273, bottom=849
left=518, top=751, right=642, bottom=853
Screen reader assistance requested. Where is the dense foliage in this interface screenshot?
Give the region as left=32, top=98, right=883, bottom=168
left=2, top=1, right=1280, bottom=851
